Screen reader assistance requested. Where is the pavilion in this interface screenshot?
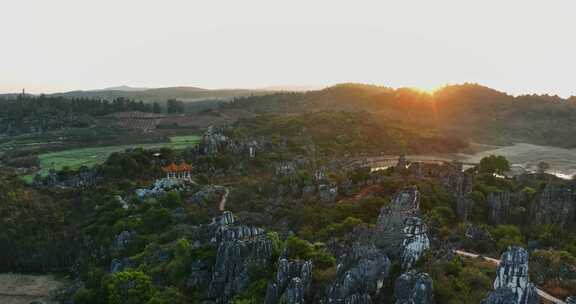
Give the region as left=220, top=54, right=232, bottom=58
left=161, top=162, right=193, bottom=180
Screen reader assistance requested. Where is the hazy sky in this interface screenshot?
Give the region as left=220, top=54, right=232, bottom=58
left=1, top=0, right=575, bottom=96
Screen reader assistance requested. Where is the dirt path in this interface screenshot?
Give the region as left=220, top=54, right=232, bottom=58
left=219, top=188, right=230, bottom=211
left=453, top=250, right=566, bottom=304
left=0, top=273, right=65, bottom=304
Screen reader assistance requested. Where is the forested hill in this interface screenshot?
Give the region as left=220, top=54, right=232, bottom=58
left=224, top=83, right=576, bottom=148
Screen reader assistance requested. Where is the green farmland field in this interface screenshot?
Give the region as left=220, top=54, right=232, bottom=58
left=24, top=135, right=201, bottom=180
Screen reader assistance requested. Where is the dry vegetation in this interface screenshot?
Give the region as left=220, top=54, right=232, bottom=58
left=0, top=273, right=65, bottom=304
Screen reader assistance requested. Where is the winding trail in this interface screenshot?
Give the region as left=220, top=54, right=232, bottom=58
left=453, top=250, right=566, bottom=304
left=219, top=188, right=230, bottom=212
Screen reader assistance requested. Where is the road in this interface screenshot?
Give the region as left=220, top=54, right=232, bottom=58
left=453, top=250, right=567, bottom=304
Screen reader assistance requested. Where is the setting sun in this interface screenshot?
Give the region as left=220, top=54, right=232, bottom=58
left=2, top=1, right=576, bottom=304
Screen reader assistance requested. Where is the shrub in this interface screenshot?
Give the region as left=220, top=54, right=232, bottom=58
left=107, top=270, right=154, bottom=304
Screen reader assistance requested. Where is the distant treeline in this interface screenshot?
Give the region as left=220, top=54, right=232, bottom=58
left=0, top=95, right=192, bottom=116
left=0, top=95, right=188, bottom=135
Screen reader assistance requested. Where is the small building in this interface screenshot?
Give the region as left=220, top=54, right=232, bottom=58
left=161, top=162, right=193, bottom=180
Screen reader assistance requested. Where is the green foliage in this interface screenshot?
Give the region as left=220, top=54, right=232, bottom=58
left=72, top=287, right=97, bottom=304
left=159, top=192, right=182, bottom=209
left=107, top=270, right=154, bottom=304
left=530, top=249, right=576, bottom=296
left=267, top=231, right=283, bottom=258
left=317, top=217, right=363, bottom=241
left=491, top=225, right=525, bottom=253
left=283, top=196, right=388, bottom=242
left=420, top=256, right=494, bottom=304
left=285, top=235, right=335, bottom=270
left=141, top=207, right=172, bottom=233
left=229, top=111, right=467, bottom=156
left=0, top=170, right=73, bottom=272
left=478, top=155, right=510, bottom=175
left=147, top=287, right=186, bottom=304
left=165, top=238, right=192, bottom=285
left=231, top=279, right=268, bottom=304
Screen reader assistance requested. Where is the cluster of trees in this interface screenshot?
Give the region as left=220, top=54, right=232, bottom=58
left=0, top=95, right=152, bottom=116
left=230, top=111, right=468, bottom=157
left=0, top=95, right=192, bottom=116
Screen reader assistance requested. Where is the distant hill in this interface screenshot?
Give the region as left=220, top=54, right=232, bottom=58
left=224, top=83, right=576, bottom=148
left=97, top=85, right=150, bottom=92
left=50, top=86, right=272, bottom=102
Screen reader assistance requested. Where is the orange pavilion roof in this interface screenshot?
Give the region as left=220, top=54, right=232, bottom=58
left=161, top=162, right=192, bottom=172
left=178, top=162, right=193, bottom=171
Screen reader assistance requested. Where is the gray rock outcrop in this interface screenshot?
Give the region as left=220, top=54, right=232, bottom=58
left=394, top=270, right=434, bottom=304
left=483, top=247, right=539, bottom=304
left=135, top=178, right=190, bottom=199
left=530, top=182, right=575, bottom=227
left=486, top=190, right=533, bottom=225
left=111, top=230, right=135, bottom=254
left=325, top=244, right=391, bottom=303
left=208, top=211, right=274, bottom=303
left=376, top=187, right=430, bottom=268
left=400, top=217, right=430, bottom=270
left=319, top=184, right=339, bottom=203
left=265, top=259, right=313, bottom=304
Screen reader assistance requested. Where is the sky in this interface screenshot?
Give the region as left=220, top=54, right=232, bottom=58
left=1, top=0, right=575, bottom=96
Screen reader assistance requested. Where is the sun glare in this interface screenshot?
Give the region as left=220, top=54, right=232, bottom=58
left=410, top=84, right=447, bottom=95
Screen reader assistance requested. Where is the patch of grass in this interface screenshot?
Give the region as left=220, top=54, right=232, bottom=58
left=169, top=135, right=201, bottom=144
left=29, top=135, right=201, bottom=178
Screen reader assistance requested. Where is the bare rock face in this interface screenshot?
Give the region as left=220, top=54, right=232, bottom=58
left=208, top=211, right=274, bottom=303
left=201, top=126, right=230, bottom=155
left=264, top=258, right=313, bottom=304
left=325, top=244, right=391, bottom=303
left=456, top=195, right=475, bottom=221
left=487, top=191, right=528, bottom=225
left=530, top=182, right=575, bottom=227
left=400, top=217, right=430, bottom=270
left=187, top=259, right=212, bottom=289
left=111, top=230, right=135, bottom=253
left=319, top=184, right=339, bottom=203
left=394, top=270, right=434, bottom=304
left=487, top=191, right=514, bottom=225
left=191, top=185, right=228, bottom=205
left=376, top=187, right=430, bottom=269
left=377, top=187, right=420, bottom=237
left=483, top=247, right=539, bottom=304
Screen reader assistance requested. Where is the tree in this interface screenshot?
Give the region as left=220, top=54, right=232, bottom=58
left=152, top=102, right=162, bottom=113
left=107, top=271, right=154, bottom=304
left=492, top=225, right=525, bottom=253
left=147, top=287, right=185, bottom=304
left=166, top=99, right=185, bottom=113
left=537, top=161, right=550, bottom=175
left=478, top=155, right=510, bottom=175
left=159, top=191, right=182, bottom=209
